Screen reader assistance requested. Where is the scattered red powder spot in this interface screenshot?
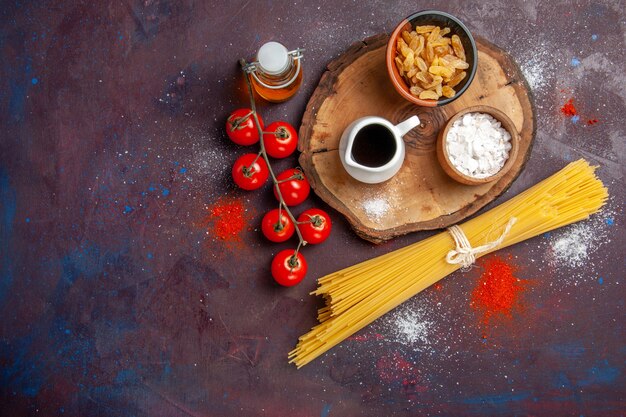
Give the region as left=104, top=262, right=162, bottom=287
left=560, top=98, right=578, bottom=117
left=560, top=98, right=599, bottom=126
left=202, top=196, right=253, bottom=245
left=471, top=255, right=526, bottom=328
left=212, top=198, right=246, bottom=240
left=433, top=283, right=443, bottom=291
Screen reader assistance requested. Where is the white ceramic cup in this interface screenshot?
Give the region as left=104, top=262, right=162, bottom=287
left=339, top=115, right=421, bottom=184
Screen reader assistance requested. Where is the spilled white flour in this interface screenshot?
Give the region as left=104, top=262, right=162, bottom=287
left=375, top=302, right=438, bottom=352
left=520, top=52, right=551, bottom=92
left=548, top=222, right=606, bottom=269
left=391, top=306, right=433, bottom=347
left=545, top=200, right=617, bottom=282
left=363, top=197, right=390, bottom=222
left=549, top=224, right=592, bottom=268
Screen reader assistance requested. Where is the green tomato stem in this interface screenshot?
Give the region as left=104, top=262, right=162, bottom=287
left=229, top=110, right=255, bottom=130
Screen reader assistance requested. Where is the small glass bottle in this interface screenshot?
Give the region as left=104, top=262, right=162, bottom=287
left=245, top=42, right=304, bottom=103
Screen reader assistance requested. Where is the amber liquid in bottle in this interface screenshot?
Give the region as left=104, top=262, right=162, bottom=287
left=251, top=59, right=303, bottom=103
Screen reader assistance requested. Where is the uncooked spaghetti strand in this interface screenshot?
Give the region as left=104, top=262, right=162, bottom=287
left=319, top=233, right=447, bottom=290
left=291, top=160, right=607, bottom=367
left=291, top=258, right=456, bottom=367
left=314, top=239, right=432, bottom=290
left=326, top=185, right=604, bottom=318
left=327, top=237, right=451, bottom=316
left=321, top=245, right=447, bottom=318
left=309, top=253, right=457, bottom=357
left=325, top=236, right=446, bottom=307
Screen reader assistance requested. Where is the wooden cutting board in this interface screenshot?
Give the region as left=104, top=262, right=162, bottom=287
left=298, top=34, right=535, bottom=243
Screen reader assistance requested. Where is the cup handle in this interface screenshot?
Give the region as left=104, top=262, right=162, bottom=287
left=394, top=115, right=421, bottom=137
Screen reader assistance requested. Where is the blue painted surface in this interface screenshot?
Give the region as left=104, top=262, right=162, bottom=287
left=463, top=391, right=531, bottom=405
left=115, top=369, right=139, bottom=384
left=9, top=79, right=27, bottom=121
left=7, top=55, right=33, bottom=122
left=551, top=342, right=586, bottom=359
left=0, top=335, right=44, bottom=397
left=579, top=360, right=619, bottom=386
left=0, top=169, right=16, bottom=307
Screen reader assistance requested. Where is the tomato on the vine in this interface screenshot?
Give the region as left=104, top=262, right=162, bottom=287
left=226, top=108, right=264, bottom=146
left=232, top=153, right=269, bottom=190
left=261, top=209, right=295, bottom=242
left=274, top=168, right=310, bottom=206
left=263, top=121, right=298, bottom=159
left=271, top=250, right=307, bottom=287
left=297, top=208, right=332, bottom=244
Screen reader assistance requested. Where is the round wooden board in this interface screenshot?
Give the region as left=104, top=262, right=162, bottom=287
left=298, top=34, right=536, bottom=244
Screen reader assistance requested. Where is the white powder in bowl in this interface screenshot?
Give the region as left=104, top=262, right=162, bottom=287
left=445, top=112, right=512, bottom=178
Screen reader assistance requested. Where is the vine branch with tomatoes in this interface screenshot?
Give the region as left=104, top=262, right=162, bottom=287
left=221, top=59, right=332, bottom=286
left=238, top=59, right=306, bottom=248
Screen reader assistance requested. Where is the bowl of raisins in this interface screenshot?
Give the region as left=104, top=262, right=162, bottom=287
left=386, top=10, right=478, bottom=107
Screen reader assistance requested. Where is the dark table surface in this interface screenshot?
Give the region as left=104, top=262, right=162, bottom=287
left=1, top=1, right=624, bottom=416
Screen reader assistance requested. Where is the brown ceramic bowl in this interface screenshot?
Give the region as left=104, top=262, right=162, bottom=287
left=386, top=10, right=478, bottom=107
left=436, top=105, right=519, bottom=185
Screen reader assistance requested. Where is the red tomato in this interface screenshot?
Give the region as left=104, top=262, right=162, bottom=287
left=273, top=168, right=310, bottom=206
left=226, top=108, right=264, bottom=146
left=271, top=250, right=307, bottom=287
left=263, top=121, right=298, bottom=158
left=261, top=209, right=295, bottom=242
left=231, top=153, right=269, bottom=190
left=297, top=208, right=332, bottom=244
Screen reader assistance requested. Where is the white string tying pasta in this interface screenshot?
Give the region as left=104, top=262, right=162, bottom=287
left=446, top=217, right=518, bottom=268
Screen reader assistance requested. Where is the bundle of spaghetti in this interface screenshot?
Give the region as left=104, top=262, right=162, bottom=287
left=289, top=159, right=608, bottom=367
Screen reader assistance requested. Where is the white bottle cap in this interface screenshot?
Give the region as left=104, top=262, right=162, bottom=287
left=257, top=41, right=289, bottom=75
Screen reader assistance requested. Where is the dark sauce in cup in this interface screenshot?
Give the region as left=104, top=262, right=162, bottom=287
left=351, top=124, right=397, bottom=168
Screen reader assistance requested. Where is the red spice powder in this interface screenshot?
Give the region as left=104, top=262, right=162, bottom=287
left=471, top=255, right=525, bottom=327
left=560, top=98, right=578, bottom=116
left=205, top=196, right=249, bottom=242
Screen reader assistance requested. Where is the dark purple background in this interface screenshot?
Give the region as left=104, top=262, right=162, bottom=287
left=1, top=1, right=624, bottom=416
